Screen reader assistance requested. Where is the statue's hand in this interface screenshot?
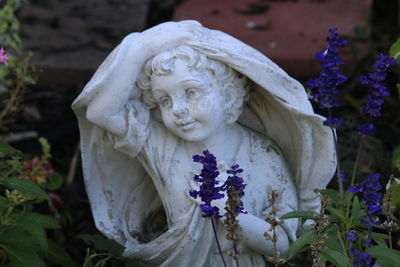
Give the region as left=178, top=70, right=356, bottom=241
left=211, top=193, right=229, bottom=218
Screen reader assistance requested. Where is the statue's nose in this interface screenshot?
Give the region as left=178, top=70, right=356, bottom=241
left=172, top=100, right=189, bottom=116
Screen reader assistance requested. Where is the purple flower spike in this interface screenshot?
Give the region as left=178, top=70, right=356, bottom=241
left=357, top=54, right=397, bottom=136
left=357, top=122, right=376, bottom=136
left=189, top=150, right=225, bottom=219
left=350, top=248, right=374, bottom=267
left=349, top=173, right=383, bottom=249
left=307, top=28, right=348, bottom=128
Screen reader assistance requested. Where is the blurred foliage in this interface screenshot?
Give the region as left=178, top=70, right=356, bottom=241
left=0, top=140, right=75, bottom=266
left=0, top=0, right=35, bottom=133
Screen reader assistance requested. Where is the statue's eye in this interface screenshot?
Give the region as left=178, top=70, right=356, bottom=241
left=186, top=88, right=199, bottom=97
left=159, top=96, right=171, bottom=107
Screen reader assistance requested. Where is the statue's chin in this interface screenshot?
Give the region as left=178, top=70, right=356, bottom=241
left=167, top=128, right=208, bottom=143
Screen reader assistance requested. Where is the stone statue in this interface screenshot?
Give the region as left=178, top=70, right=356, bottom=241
left=72, top=21, right=336, bottom=266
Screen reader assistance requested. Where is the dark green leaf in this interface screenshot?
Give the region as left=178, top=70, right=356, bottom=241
left=0, top=228, right=39, bottom=251
left=326, top=206, right=346, bottom=220
left=0, top=195, right=10, bottom=211
left=43, top=173, right=64, bottom=191
left=2, top=177, right=48, bottom=201
left=350, top=196, right=363, bottom=225
left=392, top=146, right=400, bottom=171
left=371, top=232, right=390, bottom=247
left=371, top=232, right=390, bottom=240
left=321, top=249, right=348, bottom=267
left=78, top=234, right=124, bottom=256
left=343, top=190, right=354, bottom=203
left=287, top=230, right=316, bottom=257
left=26, top=213, right=60, bottom=229
left=45, top=240, right=76, bottom=267
left=0, top=143, right=21, bottom=157
left=325, top=232, right=343, bottom=252
left=368, top=246, right=400, bottom=266
left=318, top=189, right=340, bottom=201
left=14, top=214, right=48, bottom=253
left=280, top=210, right=316, bottom=220
left=0, top=244, right=46, bottom=267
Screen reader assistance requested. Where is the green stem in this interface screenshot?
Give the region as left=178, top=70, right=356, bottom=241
left=331, top=128, right=343, bottom=198
left=350, top=135, right=365, bottom=187
left=211, top=218, right=228, bottom=267
left=346, top=135, right=365, bottom=217
left=334, top=224, right=351, bottom=267
left=233, top=242, right=240, bottom=267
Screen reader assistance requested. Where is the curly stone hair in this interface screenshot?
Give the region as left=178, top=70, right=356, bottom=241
left=136, top=45, right=251, bottom=123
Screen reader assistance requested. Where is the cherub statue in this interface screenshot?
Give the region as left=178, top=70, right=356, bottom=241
left=72, top=21, right=336, bottom=266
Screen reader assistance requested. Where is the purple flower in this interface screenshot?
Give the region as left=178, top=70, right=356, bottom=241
left=189, top=150, right=225, bottom=219
left=349, top=173, right=383, bottom=248
left=357, top=54, right=397, bottom=136
left=357, top=122, right=376, bottom=136
left=350, top=248, right=374, bottom=267
left=336, top=170, right=347, bottom=183
left=347, top=230, right=357, bottom=243
left=307, top=28, right=348, bottom=128
left=223, top=164, right=247, bottom=215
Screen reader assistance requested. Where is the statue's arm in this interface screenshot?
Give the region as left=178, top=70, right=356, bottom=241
left=86, top=84, right=136, bottom=138
left=86, top=21, right=200, bottom=136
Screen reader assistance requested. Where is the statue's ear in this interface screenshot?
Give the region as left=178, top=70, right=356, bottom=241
left=223, top=84, right=238, bottom=124
left=223, top=84, right=237, bottom=110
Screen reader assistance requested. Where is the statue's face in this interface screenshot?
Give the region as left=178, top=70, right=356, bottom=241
left=150, top=59, right=226, bottom=142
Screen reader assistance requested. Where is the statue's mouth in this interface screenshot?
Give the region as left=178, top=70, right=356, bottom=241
left=176, top=120, right=196, bottom=131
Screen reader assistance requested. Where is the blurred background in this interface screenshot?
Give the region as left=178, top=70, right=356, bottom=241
left=1, top=0, right=399, bottom=265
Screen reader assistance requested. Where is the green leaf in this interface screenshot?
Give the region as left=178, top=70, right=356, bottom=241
left=390, top=179, right=400, bottom=211
left=2, top=177, right=48, bottom=201
left=318, top=189, right=340, bottom=202
left=0, top=195, right=10, bottom=211
left=392, top=146, right=400, bottom=171
left=26, top=213, right=60, bottom=229
left=280, top=210, right=316, bottom=220
left=371, top=232, right=390, bottom=247
left=0, top=228, right=39, bottom=251
left=78, top=234, right=124, bottom=256
left=0, top=244, right=46, bottom=267
left=343, top=190, right=354, bottom=204
left=321, top=249, right=348, bottom=267
left=325, top=232, right=343, bottom=252
left=14, top=214, right=48, bottom=253
left=45, top=240, right=76, bottom=267
left=44, top=173, right=64, bottom=191
left=350, top=196, right=363, bottom=225
left=0, top=143, right=21, bottom=157
left=287, top=230, right=316, bottom=257
left=326, top=206, right=346, bottom=220
left=389, top=38, right=400, bottom=60
left=368, top=246, right=400, bottom=266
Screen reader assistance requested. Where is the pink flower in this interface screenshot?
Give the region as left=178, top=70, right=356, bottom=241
left=0, top=47, right=8, bottom=65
